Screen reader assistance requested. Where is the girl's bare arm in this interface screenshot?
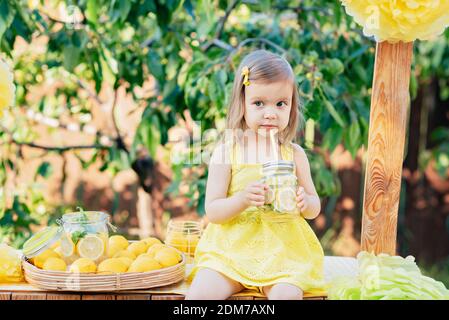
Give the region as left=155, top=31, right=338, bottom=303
left=205, top=145, right=268, bottom=223
left=204, top=143, right=250, bottom=224
left=292, top=144, right=321, bottom=219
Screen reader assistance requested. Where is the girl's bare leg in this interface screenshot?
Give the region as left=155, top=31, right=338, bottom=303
left=185, top=268, right=244, bottom=300
left=262, top=283, right=303, bottom=300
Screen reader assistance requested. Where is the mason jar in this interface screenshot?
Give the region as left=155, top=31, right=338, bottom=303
left=165, top=220, right=202, bottom=263
left=58, top=211, right=112, bottom=264
left=261, top=160, right=298, bottom=215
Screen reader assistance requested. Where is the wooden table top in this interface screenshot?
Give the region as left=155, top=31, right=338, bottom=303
left=1, top=256, right=357, bottom=300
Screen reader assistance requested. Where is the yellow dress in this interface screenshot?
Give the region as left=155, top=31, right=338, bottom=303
left=187, top=141, right=325, bottom=295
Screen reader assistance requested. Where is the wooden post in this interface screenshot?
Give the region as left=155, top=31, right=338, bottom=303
left=361, top=41, right=413, bottom=255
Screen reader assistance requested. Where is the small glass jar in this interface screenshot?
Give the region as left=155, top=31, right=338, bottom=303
left=165, top=220, right=202, bottom=262
left=261, top=160, right=298, bottom=215
left=58, top=211, right=112, bottom=264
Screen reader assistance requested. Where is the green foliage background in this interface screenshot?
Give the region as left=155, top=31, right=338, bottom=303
left=0, top=0, right=448, bottom=283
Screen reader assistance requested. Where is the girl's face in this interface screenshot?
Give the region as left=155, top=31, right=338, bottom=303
left=243, top=79, right=293, bottom=139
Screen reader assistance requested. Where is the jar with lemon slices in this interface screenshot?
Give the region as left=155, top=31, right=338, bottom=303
left=261, top=160, right=299, bottom=216
left=22, top=211, right=114, bottom=271
left=58, top=211, right=112, bottom=265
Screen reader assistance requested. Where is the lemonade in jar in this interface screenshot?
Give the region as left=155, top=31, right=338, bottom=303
left=58, top=211, right=112, bottom=265
left=165, top=220, right=202, bottom=262
left=261, top=160, right=298, bottom=215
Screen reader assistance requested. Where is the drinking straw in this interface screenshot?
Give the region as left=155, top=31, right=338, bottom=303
left=270, top=129, right=278, bottom=161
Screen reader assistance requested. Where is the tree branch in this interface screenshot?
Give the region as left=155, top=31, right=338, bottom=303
left=39, top=9, right=87, bottom=28
left=111, top=89, right=129, bottom=154
left=224, top=37, right=287, bottom=64
left=201, top=0, right=240, bottom=52
left=10, top=140, right=109, bottom=152
left=0, top=124, right=108, bottom=153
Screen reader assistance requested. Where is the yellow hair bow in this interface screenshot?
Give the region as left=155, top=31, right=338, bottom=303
left=241, top=66, right=250, bottom=86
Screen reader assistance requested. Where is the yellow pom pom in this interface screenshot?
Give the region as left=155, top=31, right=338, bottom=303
left=341, top=0, right=449, bottom=42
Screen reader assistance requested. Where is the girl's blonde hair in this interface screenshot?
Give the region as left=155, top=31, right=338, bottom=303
left=223, top=49, right=303, bottom=145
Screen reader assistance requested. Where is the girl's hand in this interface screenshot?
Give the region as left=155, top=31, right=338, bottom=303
left=296, top=186, right=309, bottom=213
left=239, top=181, right=268, bottom=207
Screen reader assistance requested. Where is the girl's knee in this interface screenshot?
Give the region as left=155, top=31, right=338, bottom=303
left=185, top=286, right=228, bottom=300
left=185, top=288, right=209, bottom=300
left=266, top=283, right=303, bottom=300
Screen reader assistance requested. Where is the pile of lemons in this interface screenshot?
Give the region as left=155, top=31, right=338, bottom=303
left=30, top=236, right=182, bottom=274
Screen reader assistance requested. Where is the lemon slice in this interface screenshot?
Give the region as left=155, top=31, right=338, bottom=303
left=276, top=188, right=297, bottom=212
left=265, top=187, right=275, bottom=204
left=60, top=235, right=75, bottom=257
left=77, top=235, right=105, bottom=260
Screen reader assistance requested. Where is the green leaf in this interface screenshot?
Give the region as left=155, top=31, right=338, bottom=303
left=183, top=0, right=195, bottom=19
left=35, top=162, right=53, bottom=179
left=63, top=45, right=81, bottom=72
left=71, top=230, right=87, bottom=245
left=86, top=0, right=99, bottom=25
left=0, top=1, right=14, bottom=42
left=304, top=99, right=323, bottom=121
left=322, top=125, right=343, bottom=152
left=136, top=110, right=162, bottom=158
left=323, top=99, right=345, bottom=127
left=196, top=0, right=214, bottom=38
left=353, top=64, right=368, bottom=83
left=259, top=0, right=271, bottom=11
left=147, top=51, right=165, bottom=85
left=119, top=0, right=132, bottom=22
left=343, top=120, right=362, bottom=158
left=326, top=58, right=344, bottom=76
left=99, top=47, right=118, bottom=85
left=430, top=127, right=449, bottom=143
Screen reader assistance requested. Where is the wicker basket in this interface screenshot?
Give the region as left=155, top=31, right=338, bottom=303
left=22, top=250, right=186, bottom=292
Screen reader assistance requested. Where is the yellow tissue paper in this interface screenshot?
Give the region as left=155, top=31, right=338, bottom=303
left=0, top=244, right=24, bottom=283
left=341, top=0, right=449, bottom=42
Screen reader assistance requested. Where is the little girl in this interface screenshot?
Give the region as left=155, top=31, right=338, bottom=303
left=185, top=50, right=325, bottom=300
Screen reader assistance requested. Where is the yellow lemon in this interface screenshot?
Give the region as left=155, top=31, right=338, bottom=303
left=154, top=248, right=181, bottom=268
left=276, top=188, right=297, bottom=212
left=128, top=256, right=161, bottom=273
left=76, top=235, right=105, bottom=260
left=33, top=249, right=60, bottom=269
left=265, top=187, right=275, bottom=204
left=69, top=258, right=97, bottom=273
left=60, top=234, right=75, bottom=257
left=50, top=240, right=61, bottom=250
left=53, top=246, right=63, bottom=258
left=109, top=235, right=129, bottom=250
left=107, top=242, right=124, bottom=258
left=98, top=232, right=109, bottom=252
left=127, top=241, right=148, bottom=257
left=136, top=253, right=153, bottom=260
left=97, top=258, right=128, bottom=274
left=146, top=243, right=168, bottom=257
left=42, top=257, right=67, bottom=271
left=112, top=250, right=136, bottom=260
left=141, top=237, right=162, bottom=248
left=116, top=257, right=133, bottom=269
